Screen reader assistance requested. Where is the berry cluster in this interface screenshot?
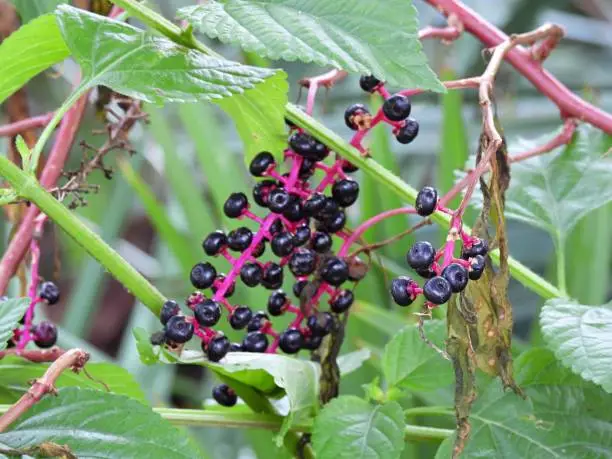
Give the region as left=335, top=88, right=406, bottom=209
left=389, top=186, right=487, bottom=308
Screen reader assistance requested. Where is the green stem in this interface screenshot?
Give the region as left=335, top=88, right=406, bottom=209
left=404, top=406, right=454, bottom=418
left=404, top=424, right=454, bottom=442
left=29, top=85, right=88, bottom=174
left=554, top=232, right=568, bottom=297
left=0, top=156, right=166, bottom=315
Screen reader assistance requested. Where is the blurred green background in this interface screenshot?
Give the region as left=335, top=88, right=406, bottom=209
left=1, top=0, right=612, bottom=457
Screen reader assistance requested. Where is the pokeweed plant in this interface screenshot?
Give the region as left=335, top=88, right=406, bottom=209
left=0, top=1, right=611, bottom=458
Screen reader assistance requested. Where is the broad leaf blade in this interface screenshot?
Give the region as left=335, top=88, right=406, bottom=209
left=541, top=299, right=612, bottom=393
left=0, top=298, right=29, bottom=351
left=9, top=0, right=68, bottom=23
left=312, top=396, right=405, bottom=459
left=178, top=0, right=443, bottom=91
left=0, top=14, right=69, bottom=104
left=0, top=388, right=199, bottom=458
left=55, top=5, right=277, bottom=104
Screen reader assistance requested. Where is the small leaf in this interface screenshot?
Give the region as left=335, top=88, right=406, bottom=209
left=541, top=299, right=612, bottom=393
left=15, top=135, right=31, bottom=171
left=0, top=388, right=199, bottom=458
left=132, top=327, right=160, bottom=365
left=215, top=71, right=288, bottom=164
left=0, top=14, right=69, bottom=104
left=9, top=0, right=68, bottom=23
left=382, top=320, right=453, bottom=391
left=337, top=348, right=371, bottom=377
left=0, top=189, right=18, bottom=206
left=312, top=396, right=405, bottom=459
left=55, top=5, right=278, bottom=104
left=178, top=0, right=443, bottom=91
left=0, top=298, right=29, bottom=351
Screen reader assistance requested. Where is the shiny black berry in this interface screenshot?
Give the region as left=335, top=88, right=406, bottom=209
left=330, top=289, right=354, bottom=313
left=267, top=188, right=291, bottom=214
left=283, top=198, right=305, bottom=222
left=311, top=140, right=330, bottom=161
left=250, top=151, right=275, bottom=177
left=311, top=232, right=332, bottom=253
left=203, top=231, right=227, bottom=256
left=462, top=238, right=489, bottom=258
left=299, top=158, right=316, bottom=179
left=344, top=104, right=370, bottom=130
left=332, top=179, right=359, bottom=207
left=390, top=276, right=416, bottom=306
left=415, top=186, right=438, bottom=217
left=269, top=217, right=284, bottom=236
left=247, top=311, right=269, bottom=332
left=396, top=118, right=420, bottom=144
left=160, top=300, right=180, bottom=325
left=341, top=160, right=359, bottom=173
left=252, top=241, right=266, bottom=258
left=442, top=263, right=469, bottom=293
left=240, top=262, right=263, bottom=287
left=293, top=224, right=311, bottom=246
left=212, top=274, right=235, bottom=297
left=359, top=74, right=382, bottom=92
left=321, top=257, right=349, bottom=286
left=416, top=267, right=436, bottom=279
left=261, top=263, right=284, bottom=289
left=39, top=281, right=60, bottom=305
left=224, top=192, right=248, bottom=218
left=164, top=315, right=194, bottom=343
left=289, top=249, right=317, bottom=276
left=206, top=336, right=230, bottom=362
left=423, top=276, right=452, bottom=305
left=229, top=342, right=242, bottom=352
left=307, top=312, right=334, bottom=337
left=316, top=197, right=339, bottom=220
left=289, top=132, right=316, bottom=158
left=279, top=329, right=303, bottom=354
left=194, top=299, right=221, bottom=327
left=230, top=306, right=252, bottom=330
left=383, top=94, right=412, bottom=121
left=252, top=180, right=276, bottom=207
left=304, top=193, right=327, bottom=217
left=190, top=262, right=217, bottom=289
left=407, top=241, right=436, bottom=270
left=303, top=334, right=323, bottom=350
left=213, top=384, right=237, bottom=407
left=293, top=280, right=308, bottom=298
left=267, top=290, right=288, bottom=316
left=33, top=321, right=57, bottom=348
left=227, top=227, right=253, bottom=252
left=318, top=211, right=346, bottom=233
left=242, top=331, right=269, bottom=353
left=469, top=255, right=486, bottom=280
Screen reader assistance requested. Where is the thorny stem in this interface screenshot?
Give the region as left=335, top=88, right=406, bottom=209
left=0, top=348, right=89, bottom=432
left=0, top=113, right=54, bottom=138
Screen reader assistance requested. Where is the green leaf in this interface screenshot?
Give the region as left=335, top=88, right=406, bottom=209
left=55, top=5, right=277, bottom=104
left=0, top=388, right=199, bottom=458
left=382, top=320, right=453, bottom=392
left=312, top=396, right=405, bottom=459
left=14, top=135, right=31, bottom=172
left=215, top=71, right=289, bottom=164
left=541, top=299, right=612, bottom=393
left=178, top=0, right=443, bottom=91
left=337, top=348, right=371, bottom=377
left=9, top=0, right=68, bottom=23
left=435, top=348, right=612, bottom=458
left=133, top=327, right=160, bottom=365
left=0, top=298, right=29, bottom=351
left=0, top=14, right=69, bottom=104
left=0, top=356, right=146, bottom=403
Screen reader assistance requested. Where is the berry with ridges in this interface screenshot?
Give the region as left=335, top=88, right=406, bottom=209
left=415, top=186, right=438, bottom=217
left=249, top=151, right=275, bottom=177
left=382, top=94, right=412, bottom=121
left=267, top=188, right=291, bottom=214
left=240, top=262, right=263, bottom=287
left=311, top=232, right=332, bottom=253
left=33, top=321, right=57, bottom=348
left=261, top=263, right=283, bottom=289
left=390, top=276, right=416, bottom=306
left=252, top=180, right=276, bottom=207
left=194, top=299, right=221, bottom=327
left=396, top=118, right=419, bottom=144
left=267, top=290, right=288, bottom=316
left=39, top=281, right=60, bottom=305
left=344, top=104, right=370, bottom=130
left=442, top=263, right=469, bottom=293
left=160, top=300, right=180, bottom=325
left=469, top=255, right=486, bottom=280
left=289, top=249, right=317, bottom=276
left=330, top=289, right=354, bottom=313
left=359, top=74, right=382, bottom=93
left=279, top=329, right=303, bottom=354
left=462, top=238, right=489, bottom=258
left=230, top=306, right=252, bottom=330
left=293, top=224, right=311, bottom=246
left=332, top=179, right=359, bottom=207
left=407, top=241, right=436, bottom=269
left=247, top=311, right=269, bottom=332
left=423, top=276, right=452, bottom=305
left=227, top=227, right=253, bottom=252
left=242, top=331, right=268, bottom=352
left=190, top=262, right=217, bottom=289
left=206, top=336, right=230, bottom=362
left=203, top=231, right=227, bottom=256
left=307, top=312, right=334, bottom=337
left=224, top=192, right=248, bottom=218
left=164, top=315, right=194, bottom=343
left=212, top=384, right=237, bottom=407
left=321, top=257, right=349, bottom=286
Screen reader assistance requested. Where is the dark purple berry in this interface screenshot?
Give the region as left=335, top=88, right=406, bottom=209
left=242, top=331, right=269, bottom=353
left=332, top=179, right=359, bottom=207
left=267, top=290, right=288, bottom=316
left=203, top=231, right=227, bottom=256
left=283, top=199, right=305, bottom=222
left=230, top=306, right=252, bottom=330
left=382, top=94, right=411, bottom=121
left=415, top=186, right=438, bottom=217
left=253, top=180, right=276, bottom=207
left=289, top=132, right=317, bottom=159
left=341, top=160, right=359, bottom=173
left=212, top=274, right=235, bottom=297
left=160, top=300, right=180, bottom=325
left=33, top=321, right=57, bottom=348
left=462, top=238, right=489, bottom=258
left=330, top=289, right=354, bottom=313
left=321, top=257, right=349, bottom=286
left=252, top=241, right=266, bottom=258
left=39, top=281, right=60, bottom=305
left=311, top=232, right=332, bottom=253
left=303, top=334, right=323, bottom=350
left=407, top=241, right=436, bottom=270
left=194, top=299, right=222, bottom=327
left=311, top=141, right=330, bottom=161
left=206, top=336, right=230, bottom=362
left=304, top=193, right=327, bottom=217
left=224, top=192, right=248, bottom=218
left=229, top=342, right=242, bottom=352
left=269, top=217, right=284, bottom=235
left=318, top=210, right=346, bottom=233
left=359, top=75, right=382, bottom=93
left=396, top=118, right=419, bottom=144
left=250, top=151, right=275, bottom=177
left=469, top=255, right=486, bottom=280
left=190, top=262, right=217, bottom=289
left=344, top=104, right=370, bottom=130
left=416, top=267, right=436, bottom=279
left=289, top=249, right=317, bottom=276
left=390, top=276, right=416, bottom=306
left=299, top=158, right=316, bottom=179
left=240, top=262, right=263, bottom=287
left=212, top=384, right=237, bottom=407
left=442, top=263, right=469, bottom=293
left=423, top=276, right=452, bottom=305
left=293, top=280, right=308, bottom=298
left=164, top=315, right=194, bottom=343
left=247, top=311, right=269, bottom=332
left=307, top=312, right=334, bottom=337
left=227, top=227, right=253, bottom=252
left=316, top=197, right=339, bottom=220
left=261, top=263, right=283, bottom=289
left=267, top=188, right=291, bottom=214
left=293, top=224, right=311, bottom=246
left=279, top=329, right=303, bottom=354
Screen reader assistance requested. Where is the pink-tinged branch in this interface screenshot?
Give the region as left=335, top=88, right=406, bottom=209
left=425, top=0, right=612, bottom=133
left=0, top=347, right=65, bottom=362
left=418, top=14, right=463, bottom=42
left=510, top=118, right=577, bottom=163
left=0, top=113, right=54, bottom=138
left=299, top=70, right=349, bottom=116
